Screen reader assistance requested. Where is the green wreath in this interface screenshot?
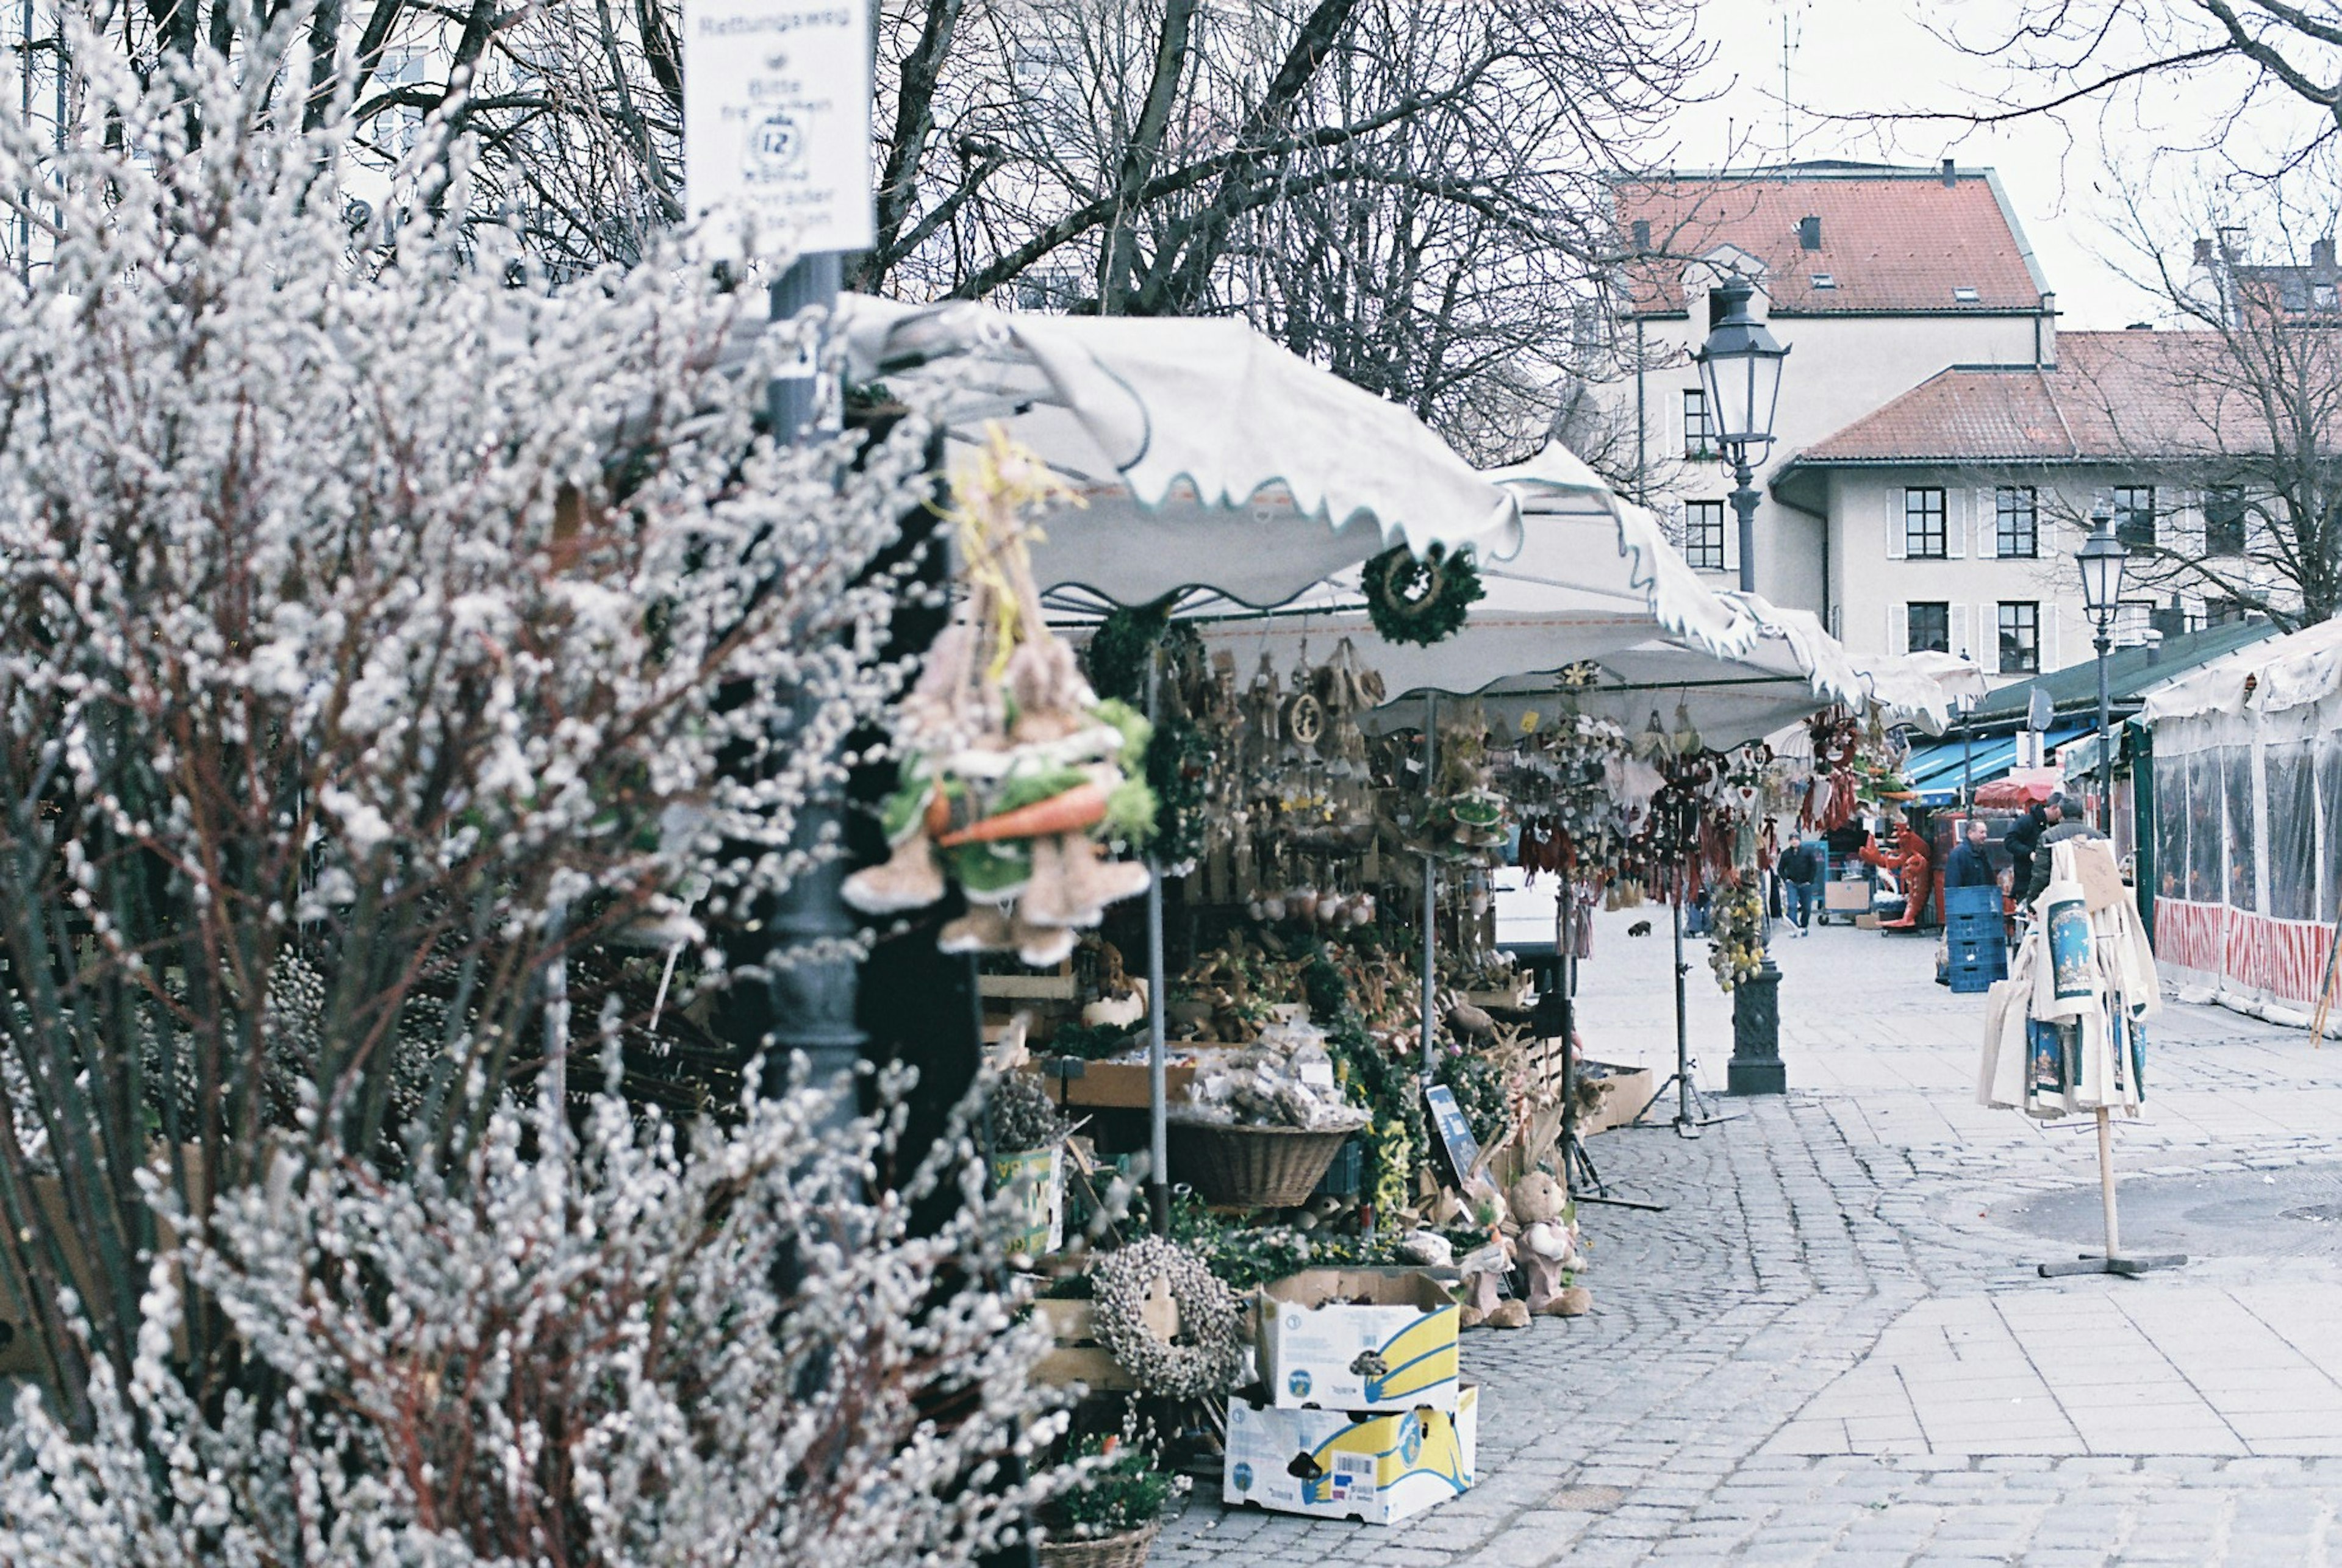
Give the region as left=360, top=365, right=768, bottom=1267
left=1363, top=543, right=1483, bottom=646
left=1084, top=605, right=1209, bottom=865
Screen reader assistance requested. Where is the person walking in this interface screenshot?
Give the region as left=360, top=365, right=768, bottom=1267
left=2001, top=796, right=2060, bottom=906
left=2023, top=809, right=2107, bottom=906
left=1777, top=832, right=1821, bottom=935
left=1943, top=817, right=1997, bottom=892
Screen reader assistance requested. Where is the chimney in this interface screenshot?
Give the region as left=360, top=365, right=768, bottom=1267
left=2193, top=237, right=2215, bottom=267
left=1941, top=157, right=1956, bottom=187
left=2314, top=237, right=2337, bottom=271
left=2034, top=290, right=2057, bottom=368
left=1797, top=215, right=1821, bottom=251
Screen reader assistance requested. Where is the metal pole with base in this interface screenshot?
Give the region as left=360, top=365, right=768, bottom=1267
left=1553, top=884, right=1664, bottom=1211
left=1419, top=692, right=1439, bottom=1078
left=1143, top=654, right=1170, bottom=1235
left=2036, top=1106, right=2185, bottom=1278
left=1631, top=892, right=1736, bottom=1135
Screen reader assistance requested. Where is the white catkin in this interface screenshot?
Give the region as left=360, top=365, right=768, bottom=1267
left=0, top=16, right=1083, bottom=1568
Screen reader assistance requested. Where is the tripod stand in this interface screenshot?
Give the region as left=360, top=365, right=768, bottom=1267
left=1631, top=895, right=1737, bottom=1137
left=1544, top=893, right=1664, bottom=1211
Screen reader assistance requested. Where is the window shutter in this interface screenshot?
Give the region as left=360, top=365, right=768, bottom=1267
left=1948, top=489, right=1968, bottom=559
left=1976, top=490, right=1997, bottom=559
left=1950, top=603, right=1969, bottom=660
left=2046, top=607, right=2061, bottom=672
left=1886, top=493, right=1907, bottom=560
left=1981, top=609, right=2000, bottom=675
left=1888, top=604, right=1908, bottom=654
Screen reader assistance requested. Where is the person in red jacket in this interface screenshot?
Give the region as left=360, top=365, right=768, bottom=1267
left=1857, top=817, right=1935, bottom=931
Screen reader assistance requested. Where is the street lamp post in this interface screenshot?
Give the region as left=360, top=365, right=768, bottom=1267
left=1696, top=275, right=1793, bottom=1095
left=2077, top=509, right=2128, bottom=836
left=1696, top=275, right=1790, bottom=596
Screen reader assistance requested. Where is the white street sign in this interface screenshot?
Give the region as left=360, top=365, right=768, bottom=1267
left=683, top=1, right=873, bottom=254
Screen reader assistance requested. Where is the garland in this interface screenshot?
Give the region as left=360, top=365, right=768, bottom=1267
left=1087, top=1237, right=1248, bottom=1401
left=1362, top=543, right=1483, bottom=646
left=1084, top=605, right=1210, bottom=867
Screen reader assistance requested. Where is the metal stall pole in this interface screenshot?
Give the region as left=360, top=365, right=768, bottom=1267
left=1560, top=878, right=1662, bottom=1209
left=1144, top=654, right=1170, bottom=1234
left=1419, top=692, right=1439, bottom=1078
left=757, top=254, right=865, bottom=1122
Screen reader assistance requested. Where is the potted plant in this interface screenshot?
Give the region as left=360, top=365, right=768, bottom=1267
left=990, top=1071, right=1073, bottom=1257
left=1037, top=1429, right=1186, bottom=1568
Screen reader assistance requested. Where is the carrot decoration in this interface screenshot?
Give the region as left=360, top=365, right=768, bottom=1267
left=936, top=782, right=1108, bottom=847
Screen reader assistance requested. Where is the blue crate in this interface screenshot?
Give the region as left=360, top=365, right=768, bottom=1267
left=1943, top=886, right=2004, bottom=920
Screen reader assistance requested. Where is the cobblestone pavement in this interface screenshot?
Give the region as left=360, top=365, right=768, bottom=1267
left=1156, top=910, right=2342, bottom=1566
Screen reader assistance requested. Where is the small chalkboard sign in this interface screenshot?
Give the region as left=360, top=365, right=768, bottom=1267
left=1423, top=1084, right=1481, bottom=1190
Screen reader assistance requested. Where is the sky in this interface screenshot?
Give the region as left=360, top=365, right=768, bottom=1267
left=1661, top=0, right=2329, bottom=331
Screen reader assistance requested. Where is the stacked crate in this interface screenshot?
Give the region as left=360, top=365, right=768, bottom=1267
left=1944, top=885, right=2008, bottom=993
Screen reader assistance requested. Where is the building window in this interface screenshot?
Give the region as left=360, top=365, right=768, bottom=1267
left=1906, top=602, right=1950, bottom=654
left=2203, top=487, right=2248, bottom=556
left=2113, top=485, right=2157, bottom=551
left=1685, top=499, right=1726, bottom=571
left=1903, top=487, right=1947, bottom=558
left=1995, top=486, right=2038, bottom=558
left=1997, top=601, right=2041, bottom=674
left=1683, top=390, right=1711, bottom=458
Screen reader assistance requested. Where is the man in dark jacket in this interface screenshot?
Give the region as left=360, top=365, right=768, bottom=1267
left=2001, top=797, right=2059, bottom=903
left=1943, top=817, right=1997, bottom=892
left=1777, top=834, right=1821, bottom=934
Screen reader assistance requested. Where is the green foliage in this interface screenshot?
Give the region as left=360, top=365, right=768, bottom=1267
left=1434, top=1047, right=1509, bottom=1148
left=1083, top=604, right=1209, bottom=865
left=1166, top=1193, right=1403, bottom=1291
left=1045, top=1432, right=1180, bottom=1541
left=1363, top=543, right=1483, bottom=646
left=1045, top=1022, right=1141, bottom=1061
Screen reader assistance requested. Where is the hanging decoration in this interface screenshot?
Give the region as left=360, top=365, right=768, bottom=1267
left=842, top=428, right=1156, bottom=965
left=1082, top=603, right=1216, bottom=870
left=1361, top=542, right=1483, bottom=646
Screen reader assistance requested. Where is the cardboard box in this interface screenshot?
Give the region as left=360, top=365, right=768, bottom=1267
left=1854, top=913, right=1882, bottom=930
left=1256, top=1267, right=1460, bottom=1412
left=1222, top=1383, right=1478, bottom=1525
left=1824, top=879, right=1871, bottom=914
left=1578, top=1061, right=1655, bottom=1134
left=1019, top=1048, right=1234, bottom=1111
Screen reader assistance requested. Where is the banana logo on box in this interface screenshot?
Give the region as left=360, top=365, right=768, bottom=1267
left=1361, top=1305, right=1459, bottom=1404
left=1297, top=1407, right=1469, bottom=1507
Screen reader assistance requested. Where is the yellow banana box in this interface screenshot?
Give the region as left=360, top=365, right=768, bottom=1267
left=1256, top=1267, right=1461, bottom=1412
left=1222, top=1383, right=1479, bottom=1525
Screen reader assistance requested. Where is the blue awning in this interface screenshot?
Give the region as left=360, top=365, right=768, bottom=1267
left=1902, top=726, right=2086, bottom=804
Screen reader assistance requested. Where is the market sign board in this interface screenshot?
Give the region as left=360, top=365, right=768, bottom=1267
left=682, top=0, right=874, bottom=253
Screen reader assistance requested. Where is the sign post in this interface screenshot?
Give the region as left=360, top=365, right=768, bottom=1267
left=684, top=2, right=875, bottom=1112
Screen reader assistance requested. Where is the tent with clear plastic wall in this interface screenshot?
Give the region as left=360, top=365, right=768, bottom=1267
left=2139, top=618, right=2342, bottom=1029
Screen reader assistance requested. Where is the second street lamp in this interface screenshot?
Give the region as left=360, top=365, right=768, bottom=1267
left=1695, top=274, right=1790, bottom=595
left=2077, top=508, right=2128, bottom=834
left=1694, top=273, right=1794, bottom=1097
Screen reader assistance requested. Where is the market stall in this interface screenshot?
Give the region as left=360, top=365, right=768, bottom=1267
left=2138, top=618, right=2342, bottom=1026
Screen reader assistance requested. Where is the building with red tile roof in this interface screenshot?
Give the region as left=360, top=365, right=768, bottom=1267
left=1613, top=160, right=2050, bottom=319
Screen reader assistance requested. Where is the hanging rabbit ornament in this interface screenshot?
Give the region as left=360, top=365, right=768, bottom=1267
left=843, top=427, right=1157, bottom=966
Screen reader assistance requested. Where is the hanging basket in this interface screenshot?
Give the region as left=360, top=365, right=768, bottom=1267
left=1168, top=1121, right=1351, bottom=1208
left=1037, top=1520, right=1161, bottom=1568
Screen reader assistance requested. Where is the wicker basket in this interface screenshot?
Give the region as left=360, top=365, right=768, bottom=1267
left=1037, top=1520, right=1161, bottom=1568
left=1167, top=1120, right=1351, bottom=1209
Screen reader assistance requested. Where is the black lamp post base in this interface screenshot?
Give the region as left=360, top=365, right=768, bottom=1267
left=1728, top=957, right=1786, bottom=1095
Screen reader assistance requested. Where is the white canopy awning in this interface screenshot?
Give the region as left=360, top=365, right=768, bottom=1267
left=1191, top=443, right=1964, bottom=749
left=2141, top=617, right=2342, bottom=722
left=834, top=295, right=1533, bottom=607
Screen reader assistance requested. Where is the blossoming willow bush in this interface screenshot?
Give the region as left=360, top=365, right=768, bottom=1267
left=0, top=1077, right=1065, bottom=1566
left=0, top=20, right=1065, bottom=1561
